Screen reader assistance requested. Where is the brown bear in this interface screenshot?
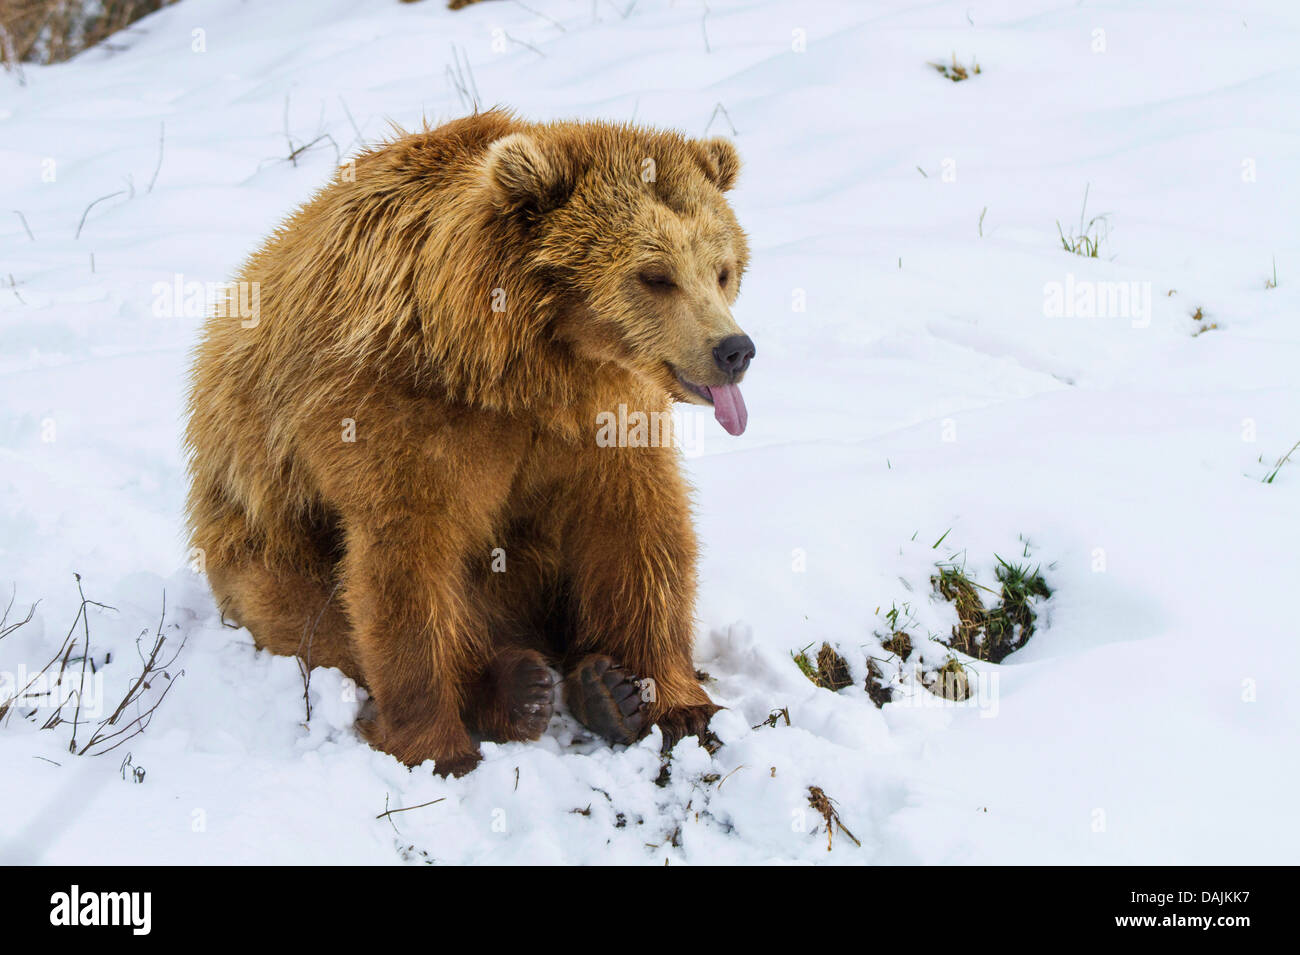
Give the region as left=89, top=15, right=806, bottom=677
left=184, top=109, right=756, bottom=775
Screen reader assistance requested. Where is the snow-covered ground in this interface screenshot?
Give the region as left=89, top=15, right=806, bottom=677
left=2, top=0, right=1298, bottom=864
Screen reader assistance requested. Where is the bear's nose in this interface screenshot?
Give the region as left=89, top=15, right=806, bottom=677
left=713, top=334, right=756, bottom=375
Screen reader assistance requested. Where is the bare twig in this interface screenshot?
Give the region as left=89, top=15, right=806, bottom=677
left=0, top=582, right=112, bottom=724
left=286, top=133, right=340, bottom=168
left=505, top=33, right=545, bottom=56
left=704, top=103, right=737, bottom=136
left=376, top=795, right=446, bottom=823
left=446, top=43, right=481, bottom=113
left=296, top=581, right=340, bottom=724
left=13, top=211, right=34, bottom=241
left=282, top=92, right=295, bottom=157
left=78, top=591, right=187, bottom=756
left=75, top=190, right=126, bottom=240
left=338, top=96, right=366, bottom=155
left=146, top=122, right=165, bottom=193
left=67, top=575, right=95, bottom=751
left=515, top=1, right=566, bottom=29
left=0, top=586, right=17, bottom=633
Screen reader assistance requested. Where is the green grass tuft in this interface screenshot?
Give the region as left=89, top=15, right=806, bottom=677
left=1056, top=184, right=1109, bottom=258
left=1263, top=439, right=1300, bottom=484
left=931, top=553, right=1051, bottom=663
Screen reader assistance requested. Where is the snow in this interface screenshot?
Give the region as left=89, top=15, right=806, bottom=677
left=2, top=0, right=1298, bottom=864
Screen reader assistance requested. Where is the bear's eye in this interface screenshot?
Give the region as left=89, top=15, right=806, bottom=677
left=639, top=271, right=676, bottom=291
left=718, top=269, right=730, bottom=288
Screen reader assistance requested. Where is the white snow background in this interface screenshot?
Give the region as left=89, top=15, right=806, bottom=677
left=1, top=0, right=1298, bottom=864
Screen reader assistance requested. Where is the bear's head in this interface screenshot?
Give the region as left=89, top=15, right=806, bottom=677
left=484, top=122, right=755, bottom=435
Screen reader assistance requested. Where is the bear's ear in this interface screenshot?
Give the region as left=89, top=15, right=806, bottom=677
left=692, top=136, right=741, bottom=192
left=484, top=133, right=575, bottom=216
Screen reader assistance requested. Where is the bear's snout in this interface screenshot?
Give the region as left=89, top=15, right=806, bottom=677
left=712, top=334, right=756, bottom=376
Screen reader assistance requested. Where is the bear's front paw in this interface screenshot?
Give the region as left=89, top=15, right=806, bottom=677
left=654, top=703, right=722, bottom=754
left=472, top=648, right=556, bottom=742
left=563, top=654, right=650, bottom=745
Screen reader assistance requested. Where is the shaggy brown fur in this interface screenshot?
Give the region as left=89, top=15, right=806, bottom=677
left=185, top=110, right=753, bottom=775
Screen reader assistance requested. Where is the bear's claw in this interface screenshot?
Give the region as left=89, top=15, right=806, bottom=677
left=564, top=654, right=650, bottom=745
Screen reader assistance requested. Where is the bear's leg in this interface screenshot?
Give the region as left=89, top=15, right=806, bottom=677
left=463, top=647, right=555, bottom=742
left=208, top=560, right=359, bottom=682
left=302, top=401, right=528, bottom=775
left=562, top=450, right=719, bottom=750
left=339, top=518, right=490, bottom=776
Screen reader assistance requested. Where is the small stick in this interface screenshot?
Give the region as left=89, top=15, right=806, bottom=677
left=505, top=33, right=545, bottom=56
left=338, top=96, right=365, bottom=155
left=146, top=122, right=165, bottom=193
left=75, top=191, right=126, bottom=240
left=375, top=796, right=446, bottom=821
left=14, top=210, right=34, bottom=241
left=704, top=102, right=737, bottom=136
left=514, top=1, right=566, bottom=29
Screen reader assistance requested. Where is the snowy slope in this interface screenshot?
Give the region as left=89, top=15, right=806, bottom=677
left=1, top=0, right=1298, bottom=864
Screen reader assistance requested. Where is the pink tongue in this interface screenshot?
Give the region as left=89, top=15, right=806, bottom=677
left=706, top=383, right=748, bottom=436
